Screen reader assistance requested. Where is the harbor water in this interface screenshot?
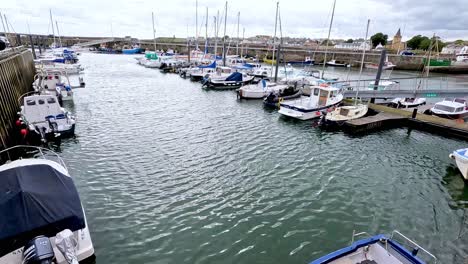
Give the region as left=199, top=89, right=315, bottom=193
left=57, top=53, right=468, bottom=263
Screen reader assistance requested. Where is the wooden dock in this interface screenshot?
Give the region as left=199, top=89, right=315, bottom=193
left=0, top=48, right=35, bottom=150
left=343, top=103, right=468, bottom=140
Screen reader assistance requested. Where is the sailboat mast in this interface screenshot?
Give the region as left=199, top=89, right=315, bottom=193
left=205, top=7, right=208, bottom=55
left=271, top=2, right=279, bottom=75
left=355, top=19, right=370, bottom=102
left=222, top=1, right=227, bottom=66
left=49, top=9, right=56, bottom=47
left=241, top=27, right=245, bottom=57
left=214, top=14, right=218, bottom=57
left=236, top=12, right=240, bottom=56
left=321, top=0, right=337, bottom=79
left=152, top=12, right=157, bottom=52
left=195, top=0, right=198, bottom=50
left=55, top=21, right=62, bottom=47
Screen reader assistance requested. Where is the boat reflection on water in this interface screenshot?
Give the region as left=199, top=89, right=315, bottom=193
left=442, top=166, right=468, bottom=208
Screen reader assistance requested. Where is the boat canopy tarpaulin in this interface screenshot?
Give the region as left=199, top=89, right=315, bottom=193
left=198, top=61, right=216, bottom=69
left=234, top=64, right=254, bottom=70
left=225, top=72, right=243, bottom=82
left=145, top=53, right=159, bottom=60
left=0, top=163, right=85, bottom=257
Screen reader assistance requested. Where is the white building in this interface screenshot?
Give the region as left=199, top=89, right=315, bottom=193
left=334, top=42, right=371, bottom=51
left=442, top=44, right=465, bottom=55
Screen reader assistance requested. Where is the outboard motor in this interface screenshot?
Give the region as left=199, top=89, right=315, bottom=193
left=79, top=77, right=85, bottom=87
left=23, top=236, right=55, bottom=264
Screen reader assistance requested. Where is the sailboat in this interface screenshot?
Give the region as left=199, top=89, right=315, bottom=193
left=322, top=19, right=371, bottom=126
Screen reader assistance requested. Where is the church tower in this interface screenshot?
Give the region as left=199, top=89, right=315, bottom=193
left=391, top=28, right=404, bottom=51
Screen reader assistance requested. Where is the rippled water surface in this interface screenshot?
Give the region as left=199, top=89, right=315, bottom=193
left=57, top=53, right=468, bottom=263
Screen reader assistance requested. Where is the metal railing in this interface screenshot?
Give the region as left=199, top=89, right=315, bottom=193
left=391, top=230, right=437, bottom=264
left=0, top=145, right=68, bottom=172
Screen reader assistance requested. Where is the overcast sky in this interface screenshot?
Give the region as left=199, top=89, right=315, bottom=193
left=1, top=0, right=467, bottom=41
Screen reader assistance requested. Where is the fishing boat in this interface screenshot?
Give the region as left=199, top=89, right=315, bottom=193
left=309, top=230, right=437, bottom=264
left=426, top=98, right=468, bottom=119
left=286, top=56, right=314, bottom=65
left=326, top=59, right=349, bottom=67
left=390, top=97, right=426, bottom=108
left=278, top=85, right=343, bottom=120
left=189, top=61, right=219, bottom=81
left=263, top=56, right=276, bottom=65
left=18, top=94, right=76, bottom=142
left=237, top=79, right=290, bottom=99
left=203, top=72, right=254, bottom=89
left=122, top=45, right=144, bottom=54
left=33, top=71, right=78, bottom=102
left=450, top=148, right=468, bottom=180
left=0, top=146, right=94, bottom=264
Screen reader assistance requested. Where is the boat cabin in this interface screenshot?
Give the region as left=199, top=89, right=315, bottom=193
left=433, top=98, right=467, bottom=113
left=311, top=86, right=340, bottom=106
left=22, top=95, right=63, bottom=124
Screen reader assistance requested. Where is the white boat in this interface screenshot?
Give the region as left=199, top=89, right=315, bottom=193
left=368, top=80, right=400, bottom=91
left=456, top=46, right=468, bottom=63
left=198, top=66, right=234, bottom=83
left=35, top=63, right=84, bottom=75
left=251, top=66, right=272, bottom=78
left=365, top=56, right=396, bottom=70
left=326, top=59, right=349, bottom=67
left=390, top=97, right=426, bottom=108
left=33, top=70, right=84, bottom=102
left=204, top=72, right=255, bottom=89
left=19, top=94, right=76, bottom=142
left=427, top=98, right=468, bottom=119
left=278, top=85, right=343, bottom=120
left=237, top=80, right=290, bottom=99
left=450, top=148, right=468, bottom=180
left=322, top=104, right=368, bottom=125
left=309, top=230, right=436, bottom=264
left=0, top=146, right=94, bottom=264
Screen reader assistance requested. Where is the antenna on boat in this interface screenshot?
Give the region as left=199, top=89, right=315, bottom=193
left=222, top=1, right=228, bottom=66
left=271, top=2, right=279, bottom=77
left=355, top=19, right=370, bottom=104
left=152, top=12, right=157, bottom=52
left=236, top=11, right=240, bottom=56
left=321, top=0, right=336, bottom=79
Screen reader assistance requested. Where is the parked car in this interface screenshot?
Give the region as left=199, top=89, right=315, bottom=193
left=400, top=50, right=415, bottom=56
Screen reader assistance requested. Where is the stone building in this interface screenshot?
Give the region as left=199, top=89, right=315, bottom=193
left=387, top=29, right=406, bottom=51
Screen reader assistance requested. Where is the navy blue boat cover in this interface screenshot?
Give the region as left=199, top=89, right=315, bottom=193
left=0, top=164, right=85, bottom=257
left=198, top=60, right=216, bottom=68
left=225, top=72, right=243, bottom=81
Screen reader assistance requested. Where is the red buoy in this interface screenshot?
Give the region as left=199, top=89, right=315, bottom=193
left=16, top=120, right=22, bottom=126
left=20, top=129, right=28, bottom=137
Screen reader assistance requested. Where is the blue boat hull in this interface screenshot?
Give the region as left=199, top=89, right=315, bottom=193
left=122, top=48, right=143, bottom=54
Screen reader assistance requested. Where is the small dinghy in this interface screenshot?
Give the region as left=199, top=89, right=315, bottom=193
left=203, top=72, right=254, bottom=89
left=321, top=103, right=368, bottom=127
left=19, top=94, right=76, bottom=143
left=309, top=230, right=436, bottom=264
left=326, top=59, right=349, bottom=67
left=449, top=148, right=468, bottom=180
left=278, top=85, right=343, bottom=120
left=426, top=98, right=468, bottom=120
left=0, top=146, right=95, bottom=264
left=237, top=79, right=290, bottom=99
left=263, top=87, right=303, bottom=108
left=390, top=97, right=426, bottom=108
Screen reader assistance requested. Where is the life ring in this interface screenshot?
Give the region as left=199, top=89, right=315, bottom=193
left=319, top=83, right=329, bottom=87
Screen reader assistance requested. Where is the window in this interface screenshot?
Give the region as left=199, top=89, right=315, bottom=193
left=47, top=97, right=56, bottom=104
left=38, top=99, right=45, bottom=105
left=455, top=98, right=466, bottom=104
left=434, top=104, right=455, bottom=112
left=313, top=88, right=319, bottom=96
left=456, top=107, right=464, bottom=112
left=26, top=100, right=36, bottom=106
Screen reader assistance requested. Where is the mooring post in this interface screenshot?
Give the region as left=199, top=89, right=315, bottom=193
left=29, top=35, right=36, bottom=59
left=412, top=108, right=417, bottom=119
left=15, top=34, right=21, bottom=46
left=370, top=49, right=387, bottom=103
left=37, top=36, right=42, bottom=54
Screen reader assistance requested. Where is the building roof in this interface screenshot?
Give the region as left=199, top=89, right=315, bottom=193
left=395, top=28, right=401, bottom=38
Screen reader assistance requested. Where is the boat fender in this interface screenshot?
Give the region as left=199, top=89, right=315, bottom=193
left=449, top=154, right=455, bottom=160
left=411, top=247, right=419, bottom=256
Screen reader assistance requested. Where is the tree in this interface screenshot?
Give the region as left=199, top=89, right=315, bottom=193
left=407, top=35, right=446, bottom=51
left=419, top=37, right=432, bottom=50
left=370, top=33, right=388, bottom=48
left=454, top=39, right=465, bottom=45
left=321, top=39, right=332, bottom=46
left=406, top=35, right=426, bottom=50
left=345, top=39, right=353, bottom=43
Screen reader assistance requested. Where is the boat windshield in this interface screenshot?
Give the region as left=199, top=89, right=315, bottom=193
left=454, top=98, right=466, bottom=104
left=434, top=104, right=455, bottom=112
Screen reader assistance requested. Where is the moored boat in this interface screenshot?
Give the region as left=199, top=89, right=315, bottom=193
left=278, top=85, right=343, bottom=120
left=450, top=148, right=468, bottom=180
left=390, top=97, right=426, bottom=108
left=18, top=94, right=76, bottom=143
left=426, top=98, right=468, bottom=119
left=203, top=72, right=254, bottom=89
left=326, top=59, right=349, bottom=67
left=321, top=103, right=368, bottom=126
left=237, top=79, right=290, bottom=99
left=309, top=230, right=436, bottom=264
left=0, top=145, right=94, bottom=264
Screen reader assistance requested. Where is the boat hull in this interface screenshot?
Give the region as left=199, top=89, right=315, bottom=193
left=278, top=102, right=339, bottom=120
left=286, top=61, right=314, bottom=65
left=450, top=149, right=468, bottom=180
